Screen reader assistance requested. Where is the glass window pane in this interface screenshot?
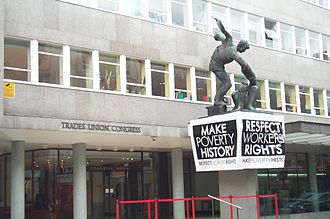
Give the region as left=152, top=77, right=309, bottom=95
left=4, top=69, right=29, bottom=81
left=174, top=66, right=191, bottom=100
left=285, top=85, right=297, bottom=112
left=126, top=58, right=146, bottom=95
left=39, top=54, right=62, bottom=85
left=265, top=19, right=278, bottom=49
left=71, top=77, right=93, bottom=88
left=309, top=31, right=320, bottom=58
left=322, top=35, right=330, bottom=61
left=212, top=4, right=227, bottom=33
left=97, top=0, right=119, bottom=12
left=4, top=38, right=30, bottom=69
left=295, top=27, right=307, bottom=55
left=100, top=54, right=120, bottom=91
left=299, top=86, right=311, bottom=114
left=231, top=9, right=245, bottom=41
left=256, top=80, right=266, bottom=109
left=248, top=14, right=262, bottom=45
left=70, top=49, right=92, bottom=78
left=122, top=0, right=143, bottom=17
left=151, top=63, right=169, bottom=97
left=39, top=43, right=62, bottom=55
left=192, top=0, right=208, bottom=32
left=172, top=0, right=187, bottom=27
left=149, top=0, right=166, bottom=22
left=196, top=71, right=211, bottom=103
left=280, top=23, right=293, bottom=52
left=269, top=82, right=282, bottom=111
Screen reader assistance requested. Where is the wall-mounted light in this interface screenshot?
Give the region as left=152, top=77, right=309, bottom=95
left=151, top=136, right=157, bottom=141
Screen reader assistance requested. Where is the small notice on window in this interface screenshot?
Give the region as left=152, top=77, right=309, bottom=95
left=4, top=82, right=15, bottom=98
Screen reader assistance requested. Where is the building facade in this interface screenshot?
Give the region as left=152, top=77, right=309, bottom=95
left=0, top=0, right=330, bottom=219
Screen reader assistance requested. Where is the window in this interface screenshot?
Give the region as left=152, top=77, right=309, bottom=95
left=121, top=0, right=143, bottom=17
left=99, top=54, right=120, bottom=91
left=299, top=86, right=311, bottom=114
left=192, top=0, right=208, bottom=32
left=248, top=14, right=262, bottom=45
left=195, top=69, right=212, bottom=102
left=280, top=23, right=293, bottom=52
left=313, top=89, right=325, bottom=115
left=327, top=91, right=330, bottom=116
left=174, top=66, right=191, bottom=100
left=285, top=84, right=297, bottom=112
left=322, top=35, right=330, bottom=61
left=315, top=154, right=330, bottom=212
left=295, top=27, right=307, bottom=55
left=151, top=63, right=169, bottom=97
left=126, top=58, right=146, bottom=95
left=309, top=31, right=320, bottom=58
left=70, top=49, right=93, bottom=88
left=231, top=9, right=245, bottom=41
left=269, top=81, right=282, bottom=111
left=264, top=19, right=278, bottom=49
left=39, top=43, right=63, bottom=85
left=96, top=0, right=119, bottom=12
left=256, top=80, right=266, bottom=109
left=319, top=0, right=329, bottom=7
left=171, top=0, right=188, bottom=27
left=4, top=38, right=30, bottom=81
left=212, top=4, right=227, bottom=34
left=149, top=0, right=166, bottom=23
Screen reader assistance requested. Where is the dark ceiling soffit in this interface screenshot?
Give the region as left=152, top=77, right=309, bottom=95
left=285, top=121, right=330, bottom=135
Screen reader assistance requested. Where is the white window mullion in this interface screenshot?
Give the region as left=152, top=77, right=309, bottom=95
left=168, top=63, right=175, bottom=99
left=280, top=82, right=286, bottom=112
left=306, top=30, right=311, bottom=56
left=295, top=85, right=301, bottom=113
left=226, top=7, right=232, bottom=35
left=319, top=33, right=324, bottom=60
left=310, top=87, right=315, bottom=115
left=187, top=0, right=193, bottom=29
left=276, top=21, right=281, bottom=50
left=92, top=50, right=100, bottom=90
left=211, top=72, right=216, bottom=105
left=63, top=45, right=71, bottom=87
left=292, top=26, right=297, bottom=54
left=261, top=17, right=266, bottom=47
left=145, top=59, right=152, bottom=96
left=207, top=1, right=213, bottom=35
left=244, top=12, right=249, bottom=42
left=120, top=55, right=127, bottom=93
left=166, top=0, right=172, bottom=25
left=264, top=80, right=270, bottom=110
left=30, top=40, right=39, bottom=83
left=190, top=67, right=197, bottom=101
left=323, top=89, right=328, bottom=116
left=143, top=0, right=149, bottom=20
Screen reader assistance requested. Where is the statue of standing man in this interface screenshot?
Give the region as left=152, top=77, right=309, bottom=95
left=209, top=18, right=258, bottom=111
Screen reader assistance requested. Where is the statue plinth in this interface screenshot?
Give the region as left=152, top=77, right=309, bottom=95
left=207, top=105, right=227, bottom=116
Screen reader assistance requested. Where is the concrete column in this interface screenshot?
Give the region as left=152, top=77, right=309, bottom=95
left=218, top=170, right=258, bottom=219
left=308, top=153, right=319, bottom=211
left=73, top=143, right=87, bottom=219
left=171, top=148, right=185, bottom=219
left=11, top=141, right=25, bottom=219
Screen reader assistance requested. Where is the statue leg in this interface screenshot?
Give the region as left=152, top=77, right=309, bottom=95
left=245, top=85, right=259, bottom=110
left=213, top=69, right=231, bottom=106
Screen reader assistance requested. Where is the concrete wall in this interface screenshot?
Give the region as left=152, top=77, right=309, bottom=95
left=0, top=0, right=4, bottom=115
left=3, top=0, right=330, bottom=90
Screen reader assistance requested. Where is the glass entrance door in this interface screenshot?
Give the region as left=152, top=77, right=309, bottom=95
left=104, top=171, right=126, bottom=219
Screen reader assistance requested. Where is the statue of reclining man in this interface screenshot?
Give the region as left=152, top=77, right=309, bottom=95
left=209, top=17, right=258, bottom=111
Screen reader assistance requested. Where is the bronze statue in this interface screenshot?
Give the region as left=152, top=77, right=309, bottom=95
left=209, top=18, right=258, bottom=112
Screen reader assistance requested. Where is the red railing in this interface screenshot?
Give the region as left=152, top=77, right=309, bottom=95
left=116, top=193, right=279, bottom=219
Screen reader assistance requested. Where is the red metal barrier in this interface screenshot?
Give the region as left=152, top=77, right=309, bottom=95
left=116, top=194, right=279, bottom=219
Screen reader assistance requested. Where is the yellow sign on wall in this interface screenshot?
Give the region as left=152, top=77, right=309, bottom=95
left=4, top=82, right=15, bottom=98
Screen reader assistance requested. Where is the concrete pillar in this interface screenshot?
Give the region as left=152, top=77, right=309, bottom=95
left=218, top=170, right=258, bottom=219
left=73, top=143, right=87, bottom=219
left=171, top=148, right=185, bottom=219
left=11, top=141, right=25, bottom=219
left=308, top=153, right=319, bottom=211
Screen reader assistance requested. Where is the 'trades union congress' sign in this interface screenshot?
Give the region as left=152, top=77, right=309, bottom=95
left=189, top=111, right=285, bottom=172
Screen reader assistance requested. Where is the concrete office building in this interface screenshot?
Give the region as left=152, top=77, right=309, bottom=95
left=0, top=0, right=329, bottom=218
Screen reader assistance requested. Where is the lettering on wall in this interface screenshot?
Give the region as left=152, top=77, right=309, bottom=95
left=61, top=121, right=141, bottom=134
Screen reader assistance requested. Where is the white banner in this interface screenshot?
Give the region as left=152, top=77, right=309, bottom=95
left=189, top=111, right=285, bottom=172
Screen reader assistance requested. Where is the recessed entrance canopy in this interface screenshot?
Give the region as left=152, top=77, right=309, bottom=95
left=285, top=121, right=330, bottom=146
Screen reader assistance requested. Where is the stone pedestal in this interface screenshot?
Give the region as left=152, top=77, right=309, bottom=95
left=207, top=105, right=227, bottom=116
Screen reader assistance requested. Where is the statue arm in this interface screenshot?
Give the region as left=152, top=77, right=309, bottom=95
left=214, top=18, right=232, bottom=41
left=233, top=53, right=256, bottom=85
